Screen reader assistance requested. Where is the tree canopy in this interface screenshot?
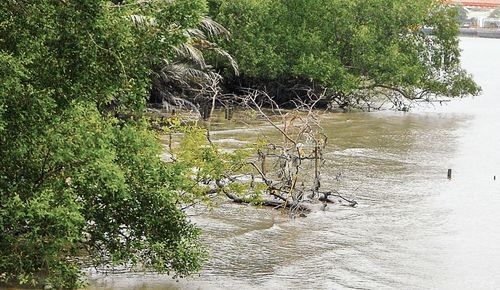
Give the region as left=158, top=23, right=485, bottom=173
left=209, top=0, right=480, bottom=107
left=0, top=0, right=209, bottom=288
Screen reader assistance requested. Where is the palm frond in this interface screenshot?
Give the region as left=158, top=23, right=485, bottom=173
left=213, top=47, right=239, bottom=76
left=199, top=17, right=231, bottom=39
left=185, top=28, right=206, bottom=40
left=150, top=16, right=238, bottom=106
left=174, top=43, right=206, bottom=69
left=159, top=63, right=213, bottom=84
left=129, top=14, right=157, bottom=27
left=183, top=67, right=214, bottom=81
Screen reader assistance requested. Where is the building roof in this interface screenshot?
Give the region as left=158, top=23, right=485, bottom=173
left=449, top=0, right=500, bottom=8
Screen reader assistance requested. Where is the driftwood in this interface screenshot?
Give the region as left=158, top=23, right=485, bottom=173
left=318, top=190, right=357, bottom=207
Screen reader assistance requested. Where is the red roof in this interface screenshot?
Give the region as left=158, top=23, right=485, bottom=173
left=448, top=0, right=500, bottom=7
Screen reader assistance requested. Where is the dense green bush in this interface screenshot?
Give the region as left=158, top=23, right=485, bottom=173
left=0, top=0, right=209, bottom=288
left=209, top=0, right=480, bottom=102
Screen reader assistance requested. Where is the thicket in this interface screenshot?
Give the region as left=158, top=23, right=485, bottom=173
left=208, top=0, right=480, bottom=109
left=0, top=0, right=218, bottom=288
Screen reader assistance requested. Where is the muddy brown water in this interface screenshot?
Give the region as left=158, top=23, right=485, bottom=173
left=87, top=37, right=500, bottom=289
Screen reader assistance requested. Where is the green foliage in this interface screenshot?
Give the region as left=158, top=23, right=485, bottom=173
left=0, top=0, right=210, bottom=288
left=490, top=8, right=500, bottom=19
left=210, top=0, right=480, bottom=100
left=227, top=182, right=266, bottom=205
left=172, top=126, right=253, bottom=194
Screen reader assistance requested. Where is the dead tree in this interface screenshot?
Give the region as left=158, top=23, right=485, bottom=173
left=154, top=88, right=357, bottom=217
left=218, top=89, right=357, bottom=216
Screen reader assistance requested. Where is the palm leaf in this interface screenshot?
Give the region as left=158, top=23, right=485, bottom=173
left=174, top=43, right=206, bottom=69
left=199, top=17, right=231, bottom=39
left=213, top=47, right=239, bottom=76
left=129, top=14, right=157, bottom=27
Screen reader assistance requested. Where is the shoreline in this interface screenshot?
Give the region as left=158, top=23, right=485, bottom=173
left=459, top=28, right=500, bottom=39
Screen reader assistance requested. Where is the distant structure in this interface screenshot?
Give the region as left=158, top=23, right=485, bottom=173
left=448, top=0, right=500, bottom=8
left=449, top=0, right=500, bottom=28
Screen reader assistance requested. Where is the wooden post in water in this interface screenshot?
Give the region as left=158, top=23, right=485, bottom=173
left=447, top=169, right=452, bottom=179
left=229, top=106, right=234, bottom=120
left=202, top=101, right=211, bottom=120
left=223, top=103, right=234, bottom=120
left=224, top=106, right=234, bottom=120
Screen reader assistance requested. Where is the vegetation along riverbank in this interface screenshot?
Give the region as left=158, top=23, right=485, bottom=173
left=0, top=0, right=479, bottom=288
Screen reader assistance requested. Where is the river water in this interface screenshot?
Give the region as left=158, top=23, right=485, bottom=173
left=88, top=37, right=500, bottom=289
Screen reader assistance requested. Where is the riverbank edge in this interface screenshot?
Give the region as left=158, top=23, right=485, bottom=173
left=459, top=28, right=500, bottom=39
